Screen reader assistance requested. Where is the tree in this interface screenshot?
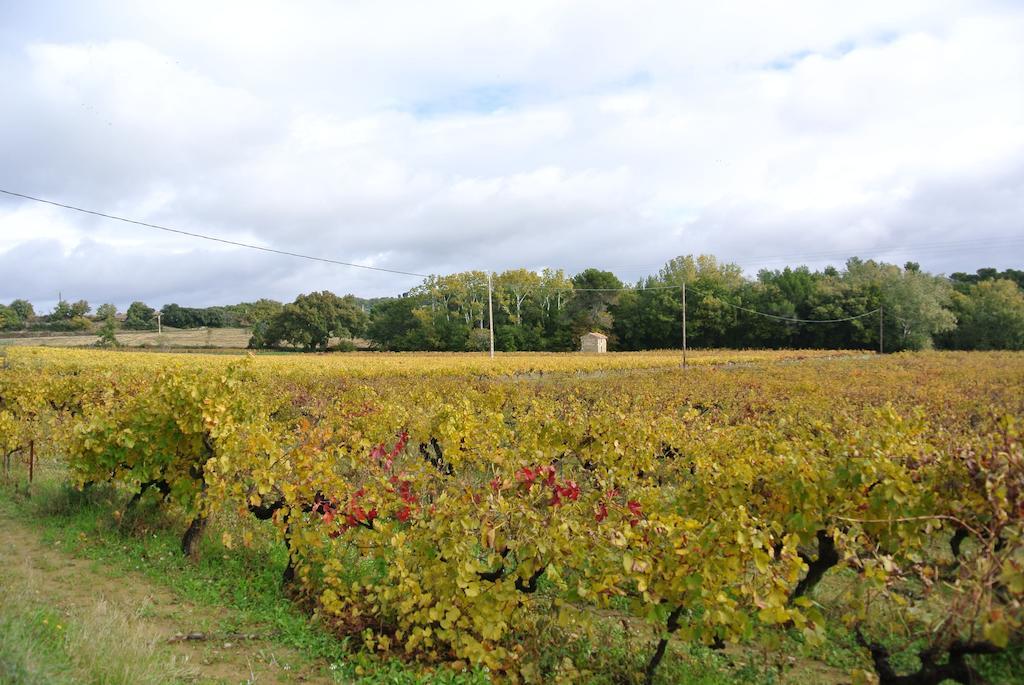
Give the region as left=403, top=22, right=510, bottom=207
left=51, top=299, right=74, bottom=321
left=0, top=305, right=17, bottom=331
left=70, top=300, right=91, bottom=318
left=160, top=303, right=228, bottom=328
left=885, top=266, right=956, bottom=350
left=496, top=269, right=541, bottom=326
left=613, top=255, right=747, bottom=350
left=366, top=297, right=437, bottom=351
left=94, top=303, right=118, bottom=322
left=944, top=279, right=1024, bottom=350
left=662, top=255, right=745, bottom=347
left=532, top=268, right=575, bottom=349
left=49, top=299, right=92, bottom=331
left=235, top=299, right=283, bottom=327
left=950, top=267, right=1024, bottom=291
left=730, top=268, right=821, bottom=348
left=612, top=282, right=679, bottom=350
left=788, top=265, right=879, bottom=349
left=9, top=299, right=34, bottom=322
left=95, top=307, right=119, bottom=347
left=124, top=302, right=157, bottom=330
left=567, top=268, right=622, bottom=339
left=253, top=291, right=368, bottom=351
left=160, top=303, right=189, bottom=328
left=844, top=260, right=955, bottom=350
left=414, top=275, right=459, bottom=323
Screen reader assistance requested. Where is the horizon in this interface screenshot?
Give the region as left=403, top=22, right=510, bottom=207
left=3, top=254, right=1015, bottom=314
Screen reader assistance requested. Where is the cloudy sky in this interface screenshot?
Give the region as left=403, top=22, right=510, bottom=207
left=1, top=1, right=1023, bottom=309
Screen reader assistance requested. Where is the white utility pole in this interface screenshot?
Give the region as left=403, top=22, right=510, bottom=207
left=681, top=281, right=688, bottom=368
left=878, top=305, right=883, bottom=355
left=487, top=272, right=495, bottom=359
left=155, top=311, right=162, bottom=334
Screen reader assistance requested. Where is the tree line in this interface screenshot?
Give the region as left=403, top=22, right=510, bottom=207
left=364, top=257, right=1024, bottom=352
left=2, top=256, right=1022, bottom=352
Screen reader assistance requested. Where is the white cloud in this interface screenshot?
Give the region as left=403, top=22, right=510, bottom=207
left=0, top=0, right=1022, bottom=309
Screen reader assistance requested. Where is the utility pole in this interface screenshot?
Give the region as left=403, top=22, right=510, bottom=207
left=878, top=305, right=883, bottom=355
left=155, top=311, right=163, bottom=335
left=681, top=281, right=687, bottom=369
left=487, top=272, right=495, bottom=359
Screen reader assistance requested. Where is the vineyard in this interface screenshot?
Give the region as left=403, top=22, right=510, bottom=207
left=1, top=346, right=1023, bottom=684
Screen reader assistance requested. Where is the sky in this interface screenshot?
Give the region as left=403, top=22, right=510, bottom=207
left=1, top=0, right=1023, bottom=310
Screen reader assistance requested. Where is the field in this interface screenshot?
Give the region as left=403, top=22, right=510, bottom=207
left=0, top=327, right=255, bottom=349
left=1, top=347, right=1023, bottom=684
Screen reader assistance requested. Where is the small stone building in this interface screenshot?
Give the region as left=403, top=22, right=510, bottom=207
left=580, top=331, right=608, bottom=353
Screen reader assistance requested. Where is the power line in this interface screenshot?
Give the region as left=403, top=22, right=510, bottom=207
left=558, top=284, right=682, bottom=292
left=0, top=187, right=1001, bottom=325
left=684, top=282, right=880, bottom=323
left=719, top=301, right=879, bottom=323
left=559, top=279, right=880, bottom=323
left=0, top=188, right=430, bottom=278
left=0, top=189, right=721, bottom=294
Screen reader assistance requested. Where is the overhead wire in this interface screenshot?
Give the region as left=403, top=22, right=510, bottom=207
left=0, top=187, right=945, bottom=325
left=678, top=282, right=880, bottom=323
left=709, top=300, right=879, bottom=323
left=0, top=188, right=431, bottom=278
left=550, top=281, right=880, bottom=324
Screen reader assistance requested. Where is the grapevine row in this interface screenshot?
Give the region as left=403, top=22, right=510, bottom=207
left=1, top=347, right=1022, bottom=683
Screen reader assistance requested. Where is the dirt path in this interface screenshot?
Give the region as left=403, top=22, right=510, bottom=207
left=0, top=517, right=335, bottom=685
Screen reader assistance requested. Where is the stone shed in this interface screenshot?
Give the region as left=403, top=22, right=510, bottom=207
left=580, top=331, right=608, bottom=353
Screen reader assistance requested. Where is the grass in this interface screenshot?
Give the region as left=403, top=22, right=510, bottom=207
left=0, top=573, right=197, bottom=684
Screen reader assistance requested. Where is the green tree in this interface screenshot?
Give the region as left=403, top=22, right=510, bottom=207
left=159, top=303, right=227, bottom=328
left=950, top=267, right=1024, bottom=291
left=49, top=299, right=92, bottom=331
left=612, top=255, right=746, bottom=350
left=366, top=297, right=438, bottom=351
left=885, top=266, right=956, bottom=350
left=94, top=303, right=118, bottom=321
left=495, top=269, right=542, bottom=326
left=663, top=255, right=745, bottom=347
left=51, top=299, right=74, bottom=321
left=254, top=291, right=368, bottom=351
left=124, top=302, right=157, bottom=330
left=944, top=279, right=1024, bottom=350
left=95, top=307, right=119, bottom=347
left=9, top=299, right=34, bottom=322
left=567, top=268, right=622, bottom=339
left=70, top=300, right=90, bottom=318
left=845, top=259, right=955, bottom=350
left=0, top=304, right=17, bottom=331
left=611, top=283, right=678, bottom=350
left=235, top=299, right=283, bottom=327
